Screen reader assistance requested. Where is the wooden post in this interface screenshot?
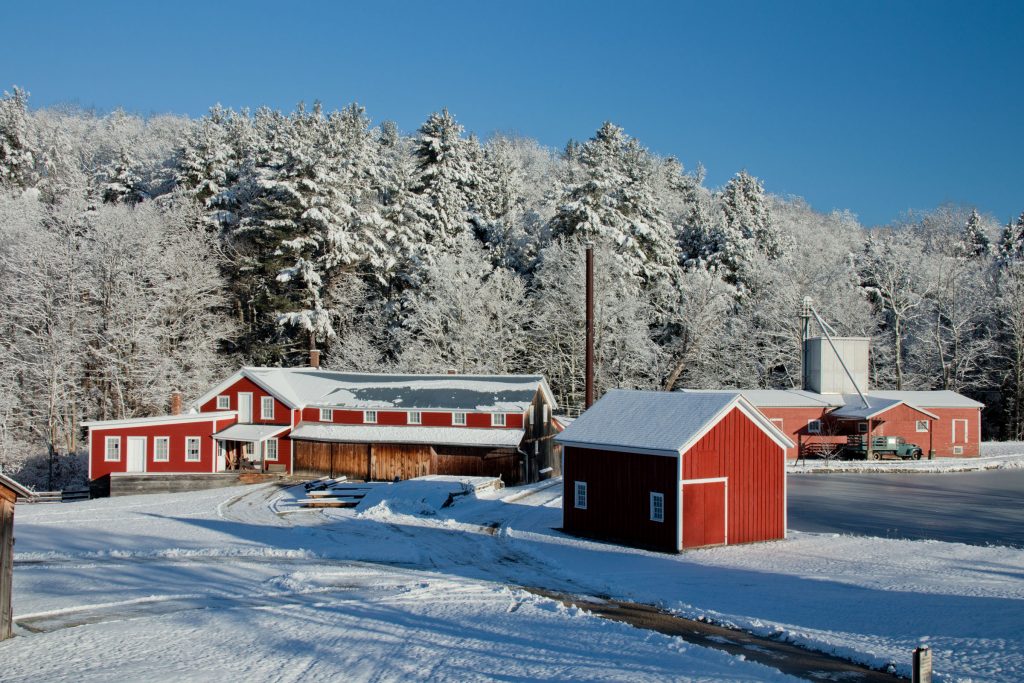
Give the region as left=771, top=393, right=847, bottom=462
left=866, top=419, right=874, bottom=460
left=585, top=243, right=595, bottom=409
left=912, top=645, right=932, bottom=683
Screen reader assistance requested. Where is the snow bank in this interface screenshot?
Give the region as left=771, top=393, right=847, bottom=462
left=357, top=477, right=492, bottom=518
left=789, top=449, right=1024, bottom=474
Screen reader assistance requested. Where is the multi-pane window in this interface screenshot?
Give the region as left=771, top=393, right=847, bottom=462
left=574, top=481, right=588, bottom=509
left=154, top=437, right=170, bottom=462
left=265, top=439, right=278, bottom=461
left=650, top=492, right=665, bottom=522
left=105, top=436, right=121, bottom=461
left=858, top=422, right=869, bottom=433
left=491, top=413, right=506, bottom=427
left=185, top=437, right=201, bottom=462
left=452, top=412, right=467, bottom=426
left=319, top=408, right=334, bottom=422
left=261, top=396, right=275, bottom=420
left=807, top=419, right=822, bottom=434
left=216, top=395, right=230, bottom=410
left=408, top=411, right=422, bottom=425
left=364, top=410, right=377, bottom=424
left=916, top=420, right=929, bottom=432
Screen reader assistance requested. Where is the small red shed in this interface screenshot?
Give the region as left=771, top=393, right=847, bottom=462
left=2, top=473, right=33, bottom=641
left=556, top=390, right=793, bottom=552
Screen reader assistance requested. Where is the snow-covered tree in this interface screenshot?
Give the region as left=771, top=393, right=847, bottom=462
left=958, top=209, right=992, bottom=258
left=411, top=109, right=479, bottom=248
left=997, top=211, right=1024, bottom=266
left=0, top=87, right=40, bottom=192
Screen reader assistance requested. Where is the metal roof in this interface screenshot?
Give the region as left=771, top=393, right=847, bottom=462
left=212, top=423, right=291, bottom=443
left=830, top=397, right=939, bottom=421
left=556, top=389, right=792, bottom=457
left=289, top=423, right=525, bottom=449
left=859, top=390, right=984, bottom=409
left=679, top=388, right=840, bottom=408
left=196, top=368, right=554, bottom=412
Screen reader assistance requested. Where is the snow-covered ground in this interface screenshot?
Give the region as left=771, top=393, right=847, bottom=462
left=6, top=477, right=1024, bottom=682
left=788, top=441, right=1024, bottom=474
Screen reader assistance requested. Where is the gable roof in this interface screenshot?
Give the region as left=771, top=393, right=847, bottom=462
left=830, top=396, right=939, bottom=421
left=0, top=472, right=33, bottom=498
left=195, top=368, right=556, bottom=413
left=680, top=388, right=984, bottom=411
left=555, top=389, right=793, bottom=457
left=679, top=388, right=840, bottom=408
left=860, top=390, right=984, bottom=409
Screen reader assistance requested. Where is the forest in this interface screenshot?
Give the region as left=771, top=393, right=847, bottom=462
left=1, top=87, right=1022, bottom=486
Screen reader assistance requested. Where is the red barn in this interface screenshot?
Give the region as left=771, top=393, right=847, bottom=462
left=556, top=390, right=793, bottom=552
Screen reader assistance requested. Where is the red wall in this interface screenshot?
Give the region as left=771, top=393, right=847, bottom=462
left=199, top=377, right=289, bottom=424
left=90, top=415, right=236, bottom=479
left=299, top=406, right=524, bottom=429
left=683, top=407, right=786, bottom=545
left=756, top=407, right=831, bottom=459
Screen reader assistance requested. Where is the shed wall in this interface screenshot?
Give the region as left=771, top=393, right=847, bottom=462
left=1, top=487, right=14, bottom=640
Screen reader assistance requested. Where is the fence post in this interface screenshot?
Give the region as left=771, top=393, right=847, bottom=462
left=912, top=645, right=932, bottom=683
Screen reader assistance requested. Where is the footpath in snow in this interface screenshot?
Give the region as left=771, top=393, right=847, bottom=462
left=6, top=473, right=1024, bottom=682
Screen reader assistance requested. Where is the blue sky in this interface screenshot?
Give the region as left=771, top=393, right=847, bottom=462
left=3, top=0, right=1021, bottom=226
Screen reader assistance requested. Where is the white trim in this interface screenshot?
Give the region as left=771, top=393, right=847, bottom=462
left=261, top=396, right=275, bottom=420
left=953, top=445, right=964, bottom=455
left=680, top=477, right=729, bottom=546
left=452, top=412, right=467, bottom=426
left=211, top=423, right=291, bottom=442
left=807, top=419, right=822, bottom=434
left=83, top=411, right=236, bottom=429
left=88, top=429, right=93, bottom=480
left=265, top=438, right=278, bottom=461
left=676, top=449, right=683, bottom=550
left=408, top=411, right=422, bottom=425
left=364, top=410, right=378, bottom=424
left=491, top=413, right=506, bottom=427
left=952, top=418, right=968, bottom=443
left=574, top=481, right=588, bottom=509
left=238, top=392, right=253, bottom=424
left=916, top=419, right=929, bottom=433
left=104, top=436, right=122, bottom=462
left=650, top=492, right=665, bottom=522
left=216, top=395, right=230, bottom=410
left=320, top=408, right=334, bottom=422
left=185, top=436, right=202, bottom=462
left=153, top=436, right=170, bottom=462
left=193, top=369, right=299, bottom=411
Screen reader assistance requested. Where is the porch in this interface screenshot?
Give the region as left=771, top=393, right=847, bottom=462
left=212, top=423, right=290, bottom=473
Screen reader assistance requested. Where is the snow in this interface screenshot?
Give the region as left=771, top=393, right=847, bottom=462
left=288, top=423, right=525, bottom=448
left=7, top=474, right=1024, bottom=681
left=789, top=449, right=1024, bottom=474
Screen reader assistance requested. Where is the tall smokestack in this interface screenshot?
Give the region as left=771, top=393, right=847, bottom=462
left=309, top=349, right=321, bottom=369
left=800, top=296, right=812, bottom=391
left=585, top=242, right=595, bottom=409
left=170, top=390, right=182, bottom=416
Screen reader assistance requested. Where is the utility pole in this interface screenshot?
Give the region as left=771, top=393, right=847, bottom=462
left=585, top=243, right=595, bottom=410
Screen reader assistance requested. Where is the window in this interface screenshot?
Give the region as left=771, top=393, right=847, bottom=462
left=770, top=418, right=784, bottom=430
left=364, top=410, right=377, bottom=424
left=916, top=420, right=929, bottom=433
left=807, top=419, right=822, bottom=434
left=104, top=436, right=121, bottom=461
left=650, top=492, right=665, bottom=522
left=408, top=411, right=422, bottom=425
left=858, top=422, right=869, bottom=434
left=953, top=446, right=964, bottom=455
left=319, top=408, right=334, bottom=422
left=243, top=442, right=254, bottom=459
left=574, top=481, right=588, bottom=509
left=216, top=395, right=230, bottom=410
left=452, top=412, right=467, bottom=426
left=185, top=437, right=201, bottom=462
left=154, top=437, right=170, bottom=462
left=261, top=396, right=275, bottom=420
left=491, top=413, right=506, bottom=427
left=542, top=405, right=550, bottom=423
left=265, top=439, right=278, bottom=461
left=527, top=406, right=535, bottom=426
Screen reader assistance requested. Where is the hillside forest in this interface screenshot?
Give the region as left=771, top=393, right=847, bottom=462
left=1, top=87, right=1023, bottom=486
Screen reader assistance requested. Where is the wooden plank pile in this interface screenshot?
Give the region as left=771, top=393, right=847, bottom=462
left=296, top=477, right=369, bottom=509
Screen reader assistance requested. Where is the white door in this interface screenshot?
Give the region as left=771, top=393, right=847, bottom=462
left=216, top=442, right=226, bottom=472
left=952, top=419, right=968, bottom=443
left=238, top=393, right=253, bottom=424
left=127, top=437, right=146, bottom=473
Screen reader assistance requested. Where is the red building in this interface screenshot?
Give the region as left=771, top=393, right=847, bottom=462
left=557, top=390, right=792, bottom=552
left=86, top=366, right=560, bottom=488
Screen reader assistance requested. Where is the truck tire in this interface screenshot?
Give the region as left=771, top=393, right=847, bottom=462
left=868, top=452, right=881, bottom=460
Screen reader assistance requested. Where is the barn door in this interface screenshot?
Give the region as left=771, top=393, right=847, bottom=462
left=681, top=478, right=727, bottom=549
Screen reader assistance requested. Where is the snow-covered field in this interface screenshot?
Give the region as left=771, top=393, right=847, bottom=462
left=6, top=477, right=1023, bottom=682
left=788, top=442, right=1024, bottom=474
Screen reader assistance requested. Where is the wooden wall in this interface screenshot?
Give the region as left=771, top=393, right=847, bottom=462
left=293, top=441, right=523, bottom=484
left=1, top=486, right=15, bottom=641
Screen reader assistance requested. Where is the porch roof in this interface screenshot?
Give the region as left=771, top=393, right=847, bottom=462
left=212, top=423, right=291, bottom=443
left=289, top=423, right=525, bottom=449
left=829, top=397, right=939, bottom=421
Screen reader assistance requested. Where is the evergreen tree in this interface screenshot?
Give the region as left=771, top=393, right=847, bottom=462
left=958, top=208, right=992, bottom=258
left=412, top=109, right=479, bottom=249
left=997, top=211, right=1024, bottom=266
left=101, top=149, right=148, bottom=205
left=0, top=87, right=40, bottom=192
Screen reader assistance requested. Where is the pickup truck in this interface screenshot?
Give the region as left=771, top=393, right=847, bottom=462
left=845, top=435, right=924, bottom=461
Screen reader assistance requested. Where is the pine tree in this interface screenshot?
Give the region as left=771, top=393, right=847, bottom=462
left=412, top=109, right=479, bottom=248
left=0, top=87, right=40, bottom=192
left=997, top=211, right=1024, bottom=266
left=101, top=149, right=147, bottom=205
left=957, top=209, right=991, bottom=258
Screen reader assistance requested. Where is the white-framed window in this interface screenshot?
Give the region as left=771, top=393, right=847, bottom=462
left=527, top=406, right=535, bottom=426
left=858, top=422, right=869, bottom=433
left=319, top=408, right=334, bottom=422
left=574, top=481, right=588, bottom=510
left=265, top=439, right=278, bottom=461
left=154, top=436, right=170, bottom=462
left=216, top=395, right=230, bottom=410
left=185, top=437, right=201, bottom=462
left=364, top=410, right=377, bottom=424
left=491, top=412, right=506, bottom=427
left=542, top=404, right=550, bottom=423
left=261, top=396, right=275, bottom=420
left=408, top=411, right=422, bottom=425
left=452, top=412, right=467, bottom=426
left=916, top=420, right=929, bottom=432
left=807, top=419, right=822, bottom=434
left=650, top=492, right=665, bottom=522
left=243, top=442, right=254, bottom=459
left=953, top=446, right=964, bottom=455
left=104, top=436, right=121, bottom=461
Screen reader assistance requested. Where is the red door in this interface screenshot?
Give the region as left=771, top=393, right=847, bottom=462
left=682, top=480, right=727, bottom=548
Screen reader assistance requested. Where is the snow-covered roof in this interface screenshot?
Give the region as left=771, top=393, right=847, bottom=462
left=556, top=389, right=793, bottom=457
left=196, top=368, right=555, bottom=412
left=289, top=423, right=526, bottom=449
left=829, top=396, right=939, bottom=421
left=861, top=390, right=984, bottom=409
left=0, top=472, right=33, bottom=498
left=83, top=411, right=237, bottom=428
left=679, top=388, right=840, bottom=408
left=212, top=423, right=291, bottom=443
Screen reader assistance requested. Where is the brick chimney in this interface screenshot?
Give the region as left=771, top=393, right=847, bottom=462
left=170, top=390, right=183, bottom=416
left=447, top=369, right=457, bottom=375
left=309, top=349, right=321, bottom=369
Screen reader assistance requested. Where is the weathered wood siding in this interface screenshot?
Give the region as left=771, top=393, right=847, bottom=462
left=683, top=407, right=786, bottom=545
left=562, top=446, right=679, bottom=552
left=1, top=487, right=15, bottom=641
left=435, top=446, right=520, bottom=483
